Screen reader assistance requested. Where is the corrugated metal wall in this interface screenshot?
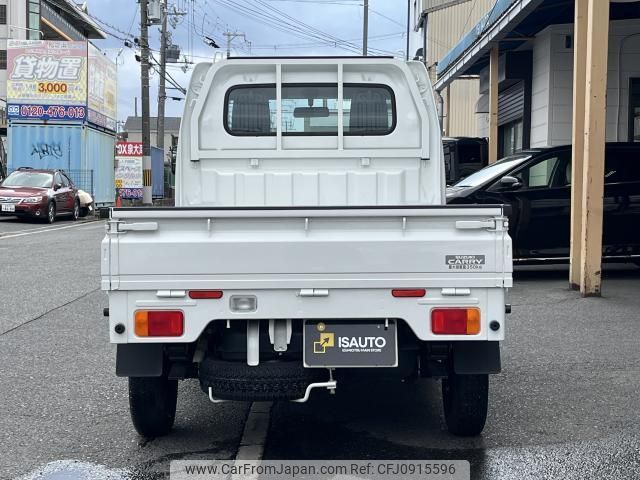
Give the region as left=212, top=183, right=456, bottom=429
left=85, top=127, right=116, bottom=205
left=8, top=124, right=116, bottom=204
left=8, top=124, right=83, bottom=172
left=427, top=0, right=494, bottom=137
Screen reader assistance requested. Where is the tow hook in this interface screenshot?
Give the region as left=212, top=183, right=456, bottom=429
left=208, top=388, right=228, bottom=404
left=292, top=369, right=337, bottom=403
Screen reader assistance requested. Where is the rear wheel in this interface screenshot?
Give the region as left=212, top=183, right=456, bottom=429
left=129, top=376, right=178, bottom=438
left=72, top=200, right=80, bottom=221
left=442, top=373, right=488, bottom=436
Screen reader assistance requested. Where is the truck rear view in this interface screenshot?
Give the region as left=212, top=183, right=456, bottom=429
left=101, top=57, right=512, bottom=438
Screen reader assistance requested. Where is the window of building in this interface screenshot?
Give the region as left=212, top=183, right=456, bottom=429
left=27, top=0, right=40, bottom=39
left=225, top=84, right=396, bottom=137
left=500, top=119, right=523, bottom=157
left=0, top=5, right=7, bottom=25
left=629, top=79, right=640, bottom=142
left=0, top=50, right=7, bottom=70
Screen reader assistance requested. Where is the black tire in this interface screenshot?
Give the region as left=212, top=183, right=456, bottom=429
left=45, top=202, right=56, bottom=224
left=199, top=359, right=323, bottom=401
left=72, top=200, right=80, bottom=221
left=80, top=206, right=90, bottom=218
left=129, top=376, right=178, bottom=438
left=442, top=373, right=488, bottom=437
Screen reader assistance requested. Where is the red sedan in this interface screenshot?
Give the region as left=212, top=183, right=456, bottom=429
left=0, top=168, right=80, bottom=223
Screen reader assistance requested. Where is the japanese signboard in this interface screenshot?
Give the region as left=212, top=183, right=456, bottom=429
left=7, top=40, right=88, bottom=121
left=88, top=43, right=117, bottom=131
left=115, top=142, right=144, bottom=199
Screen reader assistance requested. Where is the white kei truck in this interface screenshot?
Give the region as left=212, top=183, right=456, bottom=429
left=101, top=57, right=512, bottom=438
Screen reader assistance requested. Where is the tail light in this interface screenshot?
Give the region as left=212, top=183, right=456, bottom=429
left=392, top=289, right=426, bottom=298
left=431, top=308, right=481, bottom=335
left=189, top=290, right=223, bottom=299
left=135, top=310, right=184, bottom=337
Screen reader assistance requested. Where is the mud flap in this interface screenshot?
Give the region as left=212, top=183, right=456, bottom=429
left=452, top=341, right=501, bottom=374
left=116, top=344, right=163, bottom=377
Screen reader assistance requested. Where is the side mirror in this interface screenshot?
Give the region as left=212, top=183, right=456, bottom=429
left=499, top=176, right=522, bottom=190
left=53, top=183, right=62, bottom=191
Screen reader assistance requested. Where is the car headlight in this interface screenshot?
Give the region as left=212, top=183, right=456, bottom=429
left=23, top=196, right=43, bottom=203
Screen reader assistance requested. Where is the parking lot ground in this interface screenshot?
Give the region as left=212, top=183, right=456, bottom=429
left=1, top=223, right=639, bottom=479
left=0, top=215, right=98, bottom=237
left=265, top=265, right=640, bottom=479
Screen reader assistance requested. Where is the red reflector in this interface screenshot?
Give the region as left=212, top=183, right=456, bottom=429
left=147, top=311, right=184, bottom=337
left=431, top=308, right=481, bottom=335
left=189, top=290, right=223, bottom=299
left=392, top=289, right=426, bottom=298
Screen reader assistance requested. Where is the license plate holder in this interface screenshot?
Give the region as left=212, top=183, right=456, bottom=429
left=1, top=204, right=16, bottom=213
left=303, top=320, right=398, bottom=368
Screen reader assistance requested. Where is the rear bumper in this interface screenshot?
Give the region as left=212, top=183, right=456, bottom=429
left=105, top=286, right=507, bottom=344
left=115, top=340, right=501, bottom=377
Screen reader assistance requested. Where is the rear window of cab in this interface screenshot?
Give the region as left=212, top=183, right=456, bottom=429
left=224, top=83, right=396, bottom=137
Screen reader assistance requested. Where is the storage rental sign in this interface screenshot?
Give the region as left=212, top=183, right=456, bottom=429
left=115, top=142, right=144, bottom=199
left=6, top=40, right=117, bottom=130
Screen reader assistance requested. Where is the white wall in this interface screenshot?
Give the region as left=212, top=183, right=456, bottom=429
left=0, top=0, right=28, bottom=107
left=125, top=131, right=177, bottom=163
left=530, top=20, right=640, bottom=147
left=530, top=29, right=551, bottom=147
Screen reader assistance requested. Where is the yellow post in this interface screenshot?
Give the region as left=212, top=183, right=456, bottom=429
left=580, top=0, right=610, bottom=296
left=489, top=46, right=499, bottom=164
left=569, top=0, right=588, bottom=290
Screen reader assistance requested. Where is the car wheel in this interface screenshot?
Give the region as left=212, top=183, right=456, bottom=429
left=79, top=206, right=91, bottom=218
left=72, top=200, right=80, bottom=221
left=46, top=202, right=56, bottom=224
left=129, top=376, right=178, bottom=438
left=442, top=373, right=488, bottom=437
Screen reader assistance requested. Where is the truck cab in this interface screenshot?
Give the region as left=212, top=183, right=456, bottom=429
left=102, top=57, right=512, bottom=438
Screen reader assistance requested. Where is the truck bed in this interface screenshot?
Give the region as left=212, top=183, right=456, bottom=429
left=102, top=205, right=511, bottom=344
left=103, top=205, right=512, bottom=287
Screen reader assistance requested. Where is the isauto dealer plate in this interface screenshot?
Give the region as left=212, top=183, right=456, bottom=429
left=303, top=320, right=398, bottom=368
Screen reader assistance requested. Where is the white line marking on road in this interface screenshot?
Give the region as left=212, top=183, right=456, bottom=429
left=0, top=221, right=103, bottom=239
left=235, top=402, right=272, bottom=462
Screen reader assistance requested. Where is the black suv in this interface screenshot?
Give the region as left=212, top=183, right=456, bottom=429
left=446, top=143, right=640, bottom=263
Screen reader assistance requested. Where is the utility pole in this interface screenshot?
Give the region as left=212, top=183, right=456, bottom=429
left=223, top=31, right=246, bottom=58
left=406, top=0, right=411, bottom=61
left=157, top=0, right=167, bottom=158
left=140, top=0, right=152, bottom=205
left=363, top=0, right=369, bottom=56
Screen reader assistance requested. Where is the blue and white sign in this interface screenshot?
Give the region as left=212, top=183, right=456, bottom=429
left=7, top=103, right=87, bottom=121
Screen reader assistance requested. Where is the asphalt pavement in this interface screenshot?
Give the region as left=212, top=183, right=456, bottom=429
left=1, top=218, right=639, bottom=480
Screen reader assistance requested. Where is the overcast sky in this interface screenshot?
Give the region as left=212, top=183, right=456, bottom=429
left=84, top=0, right=420, bottom=123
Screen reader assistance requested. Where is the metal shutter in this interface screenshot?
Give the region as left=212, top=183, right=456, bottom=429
left=498, top=81, right=525, bottom=126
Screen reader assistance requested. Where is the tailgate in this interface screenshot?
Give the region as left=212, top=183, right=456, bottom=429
left=102, top=206, right=512, bottom=290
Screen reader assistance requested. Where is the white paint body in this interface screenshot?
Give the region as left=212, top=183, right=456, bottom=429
left=101, top=58, right=512, bottom=351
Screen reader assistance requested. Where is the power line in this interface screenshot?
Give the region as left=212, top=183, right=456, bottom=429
left=369, top=8, right=405, bottom=29
left=211, top=0, right=395, bottom=55
left=460, top=0, right=479, bottom=38
left=250, top=31, right=404, bottom=49
left=85, top=11, right=135, bottom=39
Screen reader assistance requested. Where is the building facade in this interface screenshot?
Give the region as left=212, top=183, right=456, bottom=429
left=415, top=0, right=493, bottom=137
left=0, top=0, right=105, bottom=134
left=438, top=2, right=640, bottom=157
left=123, top=117, right=182, bottom=164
